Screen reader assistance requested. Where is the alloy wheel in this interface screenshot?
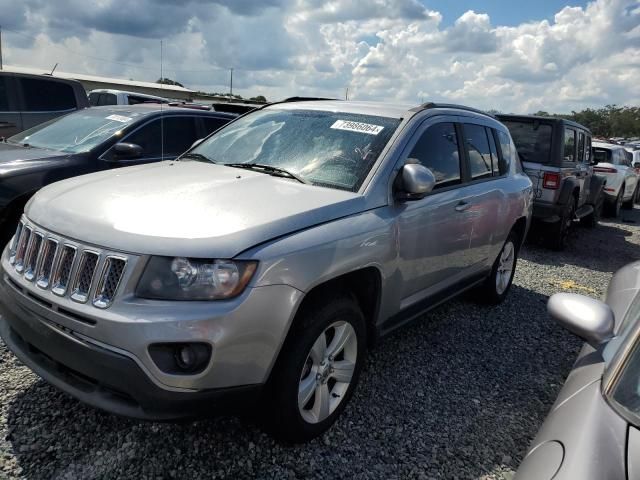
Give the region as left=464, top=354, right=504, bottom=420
left=298, top=321, right=358, bottom=424
left=495, top=240, right=515, bottom=295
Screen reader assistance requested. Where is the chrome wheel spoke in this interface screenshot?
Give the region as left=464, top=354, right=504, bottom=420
left=496, top=241, right=515, bottom=295
left=326, top=324, right=353, bottom=359
left=310, top=333, right=327, bottom=363
left=298, top=374, right=317, bottom=409
left=330, top=360, right=355, bottom=383
left=311, top=383, right=331, bottom=422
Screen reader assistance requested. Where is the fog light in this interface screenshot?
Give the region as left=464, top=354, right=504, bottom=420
left=175, top=345, right=197, bottom=370
left=148, top=342, right=212, bottom=375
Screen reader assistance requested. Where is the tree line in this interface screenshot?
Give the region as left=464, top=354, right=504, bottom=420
left=532, top=105, right=640, bottom=138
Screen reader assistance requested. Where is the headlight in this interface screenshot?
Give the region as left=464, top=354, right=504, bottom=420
left=136, top=256, right=257, bottom=300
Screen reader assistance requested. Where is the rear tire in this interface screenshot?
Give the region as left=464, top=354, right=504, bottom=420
left=605, top=187, right=623, bottom=217
left=582, top=192, right=603, bottom=228
left=548, top=195, right=575, bottom=250
left=475, top=231, right=519, bottom=305
left=263, top=294, right=366, bottom=443
left=623, top=185, right=637, bottom=210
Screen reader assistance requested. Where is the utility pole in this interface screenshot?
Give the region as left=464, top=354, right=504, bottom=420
left=345, top=87, right=349, bottom=100
left=0, top=26, right=3, bottom=70
left=229, top=68, right=233, bottom=102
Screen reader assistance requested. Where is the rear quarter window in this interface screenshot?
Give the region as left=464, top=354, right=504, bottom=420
left=497, top=130, right=513, bottom=174
left=20, top=78, right=77, bottom=112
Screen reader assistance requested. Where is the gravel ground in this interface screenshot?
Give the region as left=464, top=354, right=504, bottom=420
left=1, top=207, right=639, bottom=480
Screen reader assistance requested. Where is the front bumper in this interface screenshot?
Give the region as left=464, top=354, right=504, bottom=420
left=0, top=291, right=261, bottom=420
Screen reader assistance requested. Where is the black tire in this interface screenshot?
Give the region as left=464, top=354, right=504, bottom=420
left=263, top=294, right=367, bottom=443
left=475, top=231, right=519, bottom=305
left=582, top=192, right=603, bottom=228
left=623, top=185, right=637, bottom=210
left=605, top=187, right=623, bottom=217
left=635, top=184, right=640, bottom=205
left=548, top=195, right=575, bottom=250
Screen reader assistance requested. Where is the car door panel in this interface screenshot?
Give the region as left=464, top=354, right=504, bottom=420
left=394, top=116, right=475, bottom=305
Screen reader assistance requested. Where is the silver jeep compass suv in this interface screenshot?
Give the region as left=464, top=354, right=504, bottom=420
left=0, top=100, right=533, bottom=442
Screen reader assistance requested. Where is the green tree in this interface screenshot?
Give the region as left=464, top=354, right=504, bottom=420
left=156, top=77, right=184, bottom=88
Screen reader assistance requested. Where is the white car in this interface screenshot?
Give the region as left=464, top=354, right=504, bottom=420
left=88, top=89, right=169, bottom=106
left=592, top=141, right=639, bottom=216
left=626, top=146, right=640, bottom=173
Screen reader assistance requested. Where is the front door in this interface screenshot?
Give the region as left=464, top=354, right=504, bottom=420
left=395, top=118, right=475, bottom=308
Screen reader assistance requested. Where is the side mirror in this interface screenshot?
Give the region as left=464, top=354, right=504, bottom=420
left=190, top=138, right=204, bottom=149
left=112, top=142, right=143, bottom=160
left=547, top=293, right=615, bottom=347
left=396, top=162, right=436, bottom=200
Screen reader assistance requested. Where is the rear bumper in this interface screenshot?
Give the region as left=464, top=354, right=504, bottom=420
left=531, top=202, right=563, bottom=223
left=0, top=278, right=262, bottom=420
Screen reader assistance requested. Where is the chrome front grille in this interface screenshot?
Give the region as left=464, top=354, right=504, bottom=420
left=70, top=251, right=99, bottom=303
left=5, top=219, right=128, bottom=309
left=51, top=245, right=76, bottom=296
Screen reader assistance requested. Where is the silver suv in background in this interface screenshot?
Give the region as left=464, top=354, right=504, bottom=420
left=88, top=89, right=170, bottom=106
left=497, top=115, right=605, bottom=250
left=0, top=100, right=532, bottom=442
left=592, top=141, right=639, bottom=216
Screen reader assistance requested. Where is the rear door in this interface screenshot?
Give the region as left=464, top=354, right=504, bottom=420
left=0, top=75, right=23, bottom=137
left=17, top=77, right=79, bottom=130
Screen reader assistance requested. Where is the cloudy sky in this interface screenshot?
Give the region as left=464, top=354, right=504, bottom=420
left=1, top=0, right=639, bottom=112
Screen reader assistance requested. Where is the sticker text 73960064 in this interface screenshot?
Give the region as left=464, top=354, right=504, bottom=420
left=330, top=120, right=384, bottom=135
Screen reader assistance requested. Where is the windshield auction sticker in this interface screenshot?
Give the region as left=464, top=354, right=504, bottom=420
left=105, top=114, right=133, bottom=123
left=330, top=120, right=384, bottom=135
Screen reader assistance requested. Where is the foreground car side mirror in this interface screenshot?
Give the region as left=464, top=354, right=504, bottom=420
left=112, top=142, right=143, bottom=160
left=547, top=293, right=615, bottom=347
left=396, top=163, right=436, bottom=200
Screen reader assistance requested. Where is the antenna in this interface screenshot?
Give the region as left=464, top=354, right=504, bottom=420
left=160, top=40, right=164, bottom=162
left=0, top=26, right=3, bottom=70
left=50, top=63, right=58, bottom=75
left=345, top=87, right=349, bottom=101
left=229, top=67, right=233, bottom=102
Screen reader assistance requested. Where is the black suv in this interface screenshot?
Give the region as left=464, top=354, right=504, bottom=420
left=0, top=105, right=235, bottom=242
left=0, top=71, right=90, bottom=137
left=497, top=115, right=605, bottom=249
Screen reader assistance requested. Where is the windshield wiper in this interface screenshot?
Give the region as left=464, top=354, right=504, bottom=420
left=180, top=152, right=215, bottom=163
left=225, top=163, right=310, bottom=184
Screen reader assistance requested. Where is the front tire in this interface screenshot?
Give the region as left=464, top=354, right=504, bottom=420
left=605, top=186, right=623, bottom=217
left=475, top=232, right=519, bottom=304
left=264, top=294, right=366, bottom=443
left=582, top=192, right=603, bottom=228
left=623, top=185, right=637, bottom=210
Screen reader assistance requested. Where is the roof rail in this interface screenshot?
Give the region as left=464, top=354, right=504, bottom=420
left=410, top=102, right=495, bottom=118
left=281, top=96, right=339, bottom=103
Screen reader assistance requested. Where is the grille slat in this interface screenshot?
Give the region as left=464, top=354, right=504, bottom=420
left=51, top=245, right=77, bottom=296
left=70, top=251, right=99, bottom=303
left=93, top=257, right=127, bottom=309
left=9, top=221, right=24, bottom=265
left=8, top=220, right=128, bottom=309
left=24, top=232, right=44, bottom=281
left=14, top=226, right=32, bottom=273
left=36, top=239, right=59, bottom=289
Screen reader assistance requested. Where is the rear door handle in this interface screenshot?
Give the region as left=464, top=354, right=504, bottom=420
left=455, top=201, right=471, bottom=212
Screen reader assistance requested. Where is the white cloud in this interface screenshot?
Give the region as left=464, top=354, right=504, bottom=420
left=1, top=0, right=639, bottom=112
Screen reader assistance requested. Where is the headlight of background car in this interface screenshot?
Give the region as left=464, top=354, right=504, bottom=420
left=136, top=257, right=257, bottom=300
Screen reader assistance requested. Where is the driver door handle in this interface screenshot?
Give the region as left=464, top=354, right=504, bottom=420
left=455, top=201, right=471, bottom=212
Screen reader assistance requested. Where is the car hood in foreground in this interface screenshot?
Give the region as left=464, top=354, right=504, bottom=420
left=26, top=161, right=367, bottom=258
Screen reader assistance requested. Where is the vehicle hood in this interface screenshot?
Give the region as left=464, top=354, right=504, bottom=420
left=0, top=142, right=69, bottom=176
left=26, top=161, right=367, bottom=258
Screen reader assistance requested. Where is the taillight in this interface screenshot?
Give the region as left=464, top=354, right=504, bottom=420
left=543, top=172, right=561, bottom=189
left=593, top=166, right=618, bottom=173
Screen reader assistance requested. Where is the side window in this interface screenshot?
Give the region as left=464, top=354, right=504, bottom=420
left=578, top=132, right=585, bottom=163
left=98, top=93, right=117, bottom=106
left=486, top=128, right=500, bottom=176
left=0, top=77, right=9, bottom=111
left=202, top=117, right=228, bottom=135
left=20, top=78, right=76, bottom=111
left=88, top=92, right=100, bottom=107
left=586, top=136, right=592, bottom=164
left=123, top=116, right=199, bottom=158
left=563, top=128, right=576, bottom=162
left=497, top=130, right=512, bottom=174
left=463, top=123, right=493, bottom=180
left=408, top=122, right=461, bottom=188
